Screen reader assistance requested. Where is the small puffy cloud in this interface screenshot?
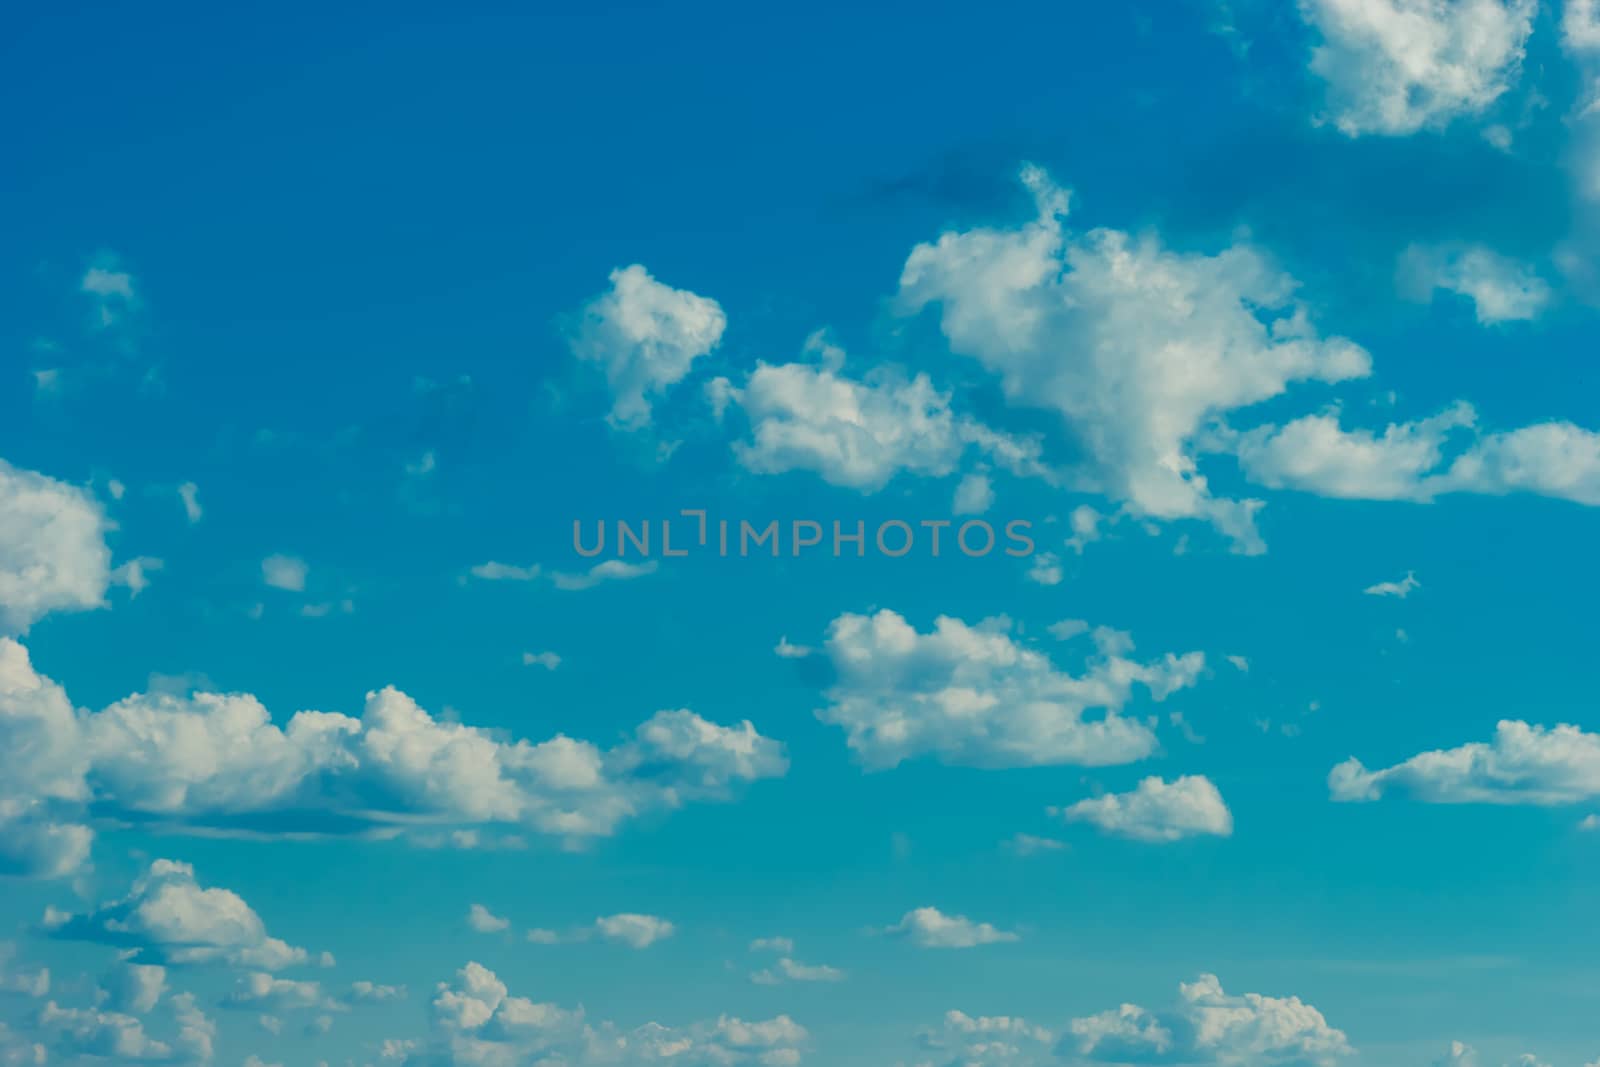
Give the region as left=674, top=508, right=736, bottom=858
left=1068, top=973, right=1352, bottom=1067
left=1580, top=814, right=1600, bottom=831
left=467, top=905, right=510, bottom=934
left=81, top=263, right=137, bottom=328
left=569, top=264, right=726, bottom=429
left=1004, top=833, right=1067, bottom=855
left=177, top=482, right=202, bottom=524
left=1299, top=0, right=1536, bottom=136
left=814, top=609, right=1203, bottom=770
left=0, top=460, right=114, bottom=634
left=348, top=981, right=406, bottom=1003
left=718, top=335, right=1050, bottom=494
left=592, top=914, right=674, bottom=949
left=1364, top=571, right=1420, bottom=598
left=749, top=937, right=794, bottom=954
left=469, top=562, right=541, bottom=582
left=47, top=859, right=314, bottom=970
left=521, top=651, right=561, bottom=670
left=750, top=957, right=845, bottom=985
left=37, top=1002, right=170, bottom=1061
left=773, top=636, right=813, bottom=659
left=953, top=471, right=994, bottom=515
left=1047, top=619, right=1089, bottom=641
left=414, top=962, right=806, bottom=1065
left=222, top=972, right=328, bottom=1012
left=0, top=639, right=93, bottom=878
left=0, top=944, right=49, bottom=998
left=898, top=166, right=1369, bottom=552
left=884, top=907, right=1018, bottom=949
left=1055, top=775, right=1234, bottom=842
left=550, top=559, right=658, bottom=591
left=1226, top=655, right=1250, bottom=672
left=1026, top=552, right=1063, bottom=586
left=261, top=555, right=308, bottom=592
left=915, top=1009, right=1053, bottom=1066
left=112, top=557, right=163, bottom=599
left=1065, top=504, right=1103, bottom=555
left=100, top=963, right=165, bottom=1014
left=1399, top=244, right=1551, bottom=324
left=1331, top=720, right=1600, bottom=804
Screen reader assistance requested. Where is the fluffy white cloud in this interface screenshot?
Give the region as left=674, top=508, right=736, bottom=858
left=261, top=555, right=308, bottom=592
left=550, top=560, right=658, bottom=591
left=1299, top=0, right=1536, bottom=136
left=914, top=1009, right=1053, bottom=1065
left=1068, top=973, right=1352, bottom=1066
left=898, top=166, right=1369, bottom=552
left=1363, top=571, right=1420, bottom=598
left=884, top=907, right=1018, bottom=949
left=814, top=610, right=1203, bottom=770
left=467, top=905, right=510, bottom=934
left=593, top=914, right=674, bottom=949
left=36, top=1002, right=171, bottom=1062
left=177, top=482, right=202, bottom=524
left=0, top=460, right=114, bottom=635
left=1056, top=775, right=1234, bottom=842
left=1398, top=244, right=1551, bottom=323
left=1229, top=405, right=1600, bottom=506
left=1330, top=720, right=1600, bottom=804
left=409, top=962, right=807, bottom=1065
left=0, top=639, right=787, bottom=875
left=100, top=963, right=165, bottom=1014
left=47, top=859, right=313, bottom=970
left=717, top=335, right=1048, bottom=493
left=750, top=957, right=845, bottom=985
left=954, top=471, right=994, bottom=515
left=222, top=972, right=329, bottom=1012
left=569, top=264, right=726, bottom=429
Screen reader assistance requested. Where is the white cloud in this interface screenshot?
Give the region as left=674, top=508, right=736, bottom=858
left=0, top=460, right=114, bottom=635
left=521, top=651, right=561, bottom=670
left=897, top=166, right=1369, bottom=552
left=750, top=958, right=845, bottom=985
left=1056, top=775, right=1234, bottom=842
left=914, top=1010, right=1053, bottom=1066
left=177, top=482, right=202, bottom=524
left=814, top=609, right=1203, bottom=770
left=719, top=335, right=1048, bottom=493
left=47, top=859, right=313, bottom=970
left=1331, top=720, right=1600, bottom=804
left=773, top=637, right=814, bottom=659
left=1399, top=244, right=1551, bottom=323
left=569, top=264, right=726, bottom=430
left=36, top=1002, right=170, bottom=1061
left=222, top=972, right=329, bottom=1012
left=953, top=471, right=995, bottom=515
left=1047, top=619, right=1089, bottom=641
left=0, top=638, right=787, bottom=874
left=411, top=962, right=806, bottom=1065
left=748, top=937, right=794, bottom=954
left=1004, top=833, right=1067, bottom=855
left=467, top=905, right=510, bottom=934
left=112, top=557, right=163, bottom=599
left=469, top=562, right=541, bottom=582
left=1068, top=973, right=1352, bottom=1066
left=81, top=264, right=137, bottom=328
left=885, top=907, right=1018, bottom=949
left=261, top=555, right=308, bottom=592
left=550, top=559, right=658, bottom=591
left=1226, top=655, right=1250, bottom=672
left=1364, top=571, right=1420, bottom=598
left=1299, top=0, right=1536, bottom=136
left=593, top=913, right=674, bottom=949
left=1065, top=504, right=1104, bottom=555
left=100, top=963, right=165, bottom=1014
left=1580, top=814, right=1600, bottom=831
left=1229, top=405, right=1600, bottom=507
left=1026, top=552, right=1063, bottom=586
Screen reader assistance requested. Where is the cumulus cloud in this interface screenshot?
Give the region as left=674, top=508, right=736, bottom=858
left=1299, top=0, right=1536, bottom=136
left=1068, top=973, right=1352, bottom=1066
left=1363, top=571, right=1420, bottom=598
left=914, top=1010, right=1053, bottom=1065
left=0, top=639, right=787, bottom=875
left=716, top=333, right=1049, bottom=493
left=1398, top=244, right=1551, bottom=324
left=0, top=460, right=114, bottom=635
left=897, top=166, right=1369, bottom=552
left=1229, top=405, right=1600, bottom=507
left=222, top=972, right=330, bottom=1012
left=750, top=957, right=845, bottom=985
left=261, top=555, right=308, bottom=593
left=883, top=907, right=1019, bottom=949
left=549, top=559, right=659, bottom=591
left=407, top=961, right=806, bottom=1065
left=36, top=1002, right=171, bottom=1062
left=1055, top=775, right=1234, bottom=842
left=1330, top=720, right=1600, bottom=805
left=100, top=963, right=165, bottom=1014
left=813, top=609, right=1203, bottom=770
left=953, top=471, right=995, bottom=515
left=468, top=562, right=541, bottom=582
left=177, top=483, right=202, bottom=524
left=467, top=905, right=510, bottom=935
left=592, top=914, right=674, bottom=949
left=47, top=859, right=314, bottom=970
left=569, top=264, right=726, bottom=430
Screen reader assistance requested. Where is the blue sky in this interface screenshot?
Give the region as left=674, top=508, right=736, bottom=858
left=4, top=1, right=1600, bottom=1065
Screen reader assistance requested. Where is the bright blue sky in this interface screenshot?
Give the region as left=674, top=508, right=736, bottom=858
left=4, top=2, right=1600, bottom=1066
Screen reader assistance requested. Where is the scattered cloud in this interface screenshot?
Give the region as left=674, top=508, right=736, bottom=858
left=884, top=907, right=1018, bottom=949
left=1331, top=720, right=1600, bottom=805
left=1364, top=571, right=1420, bottom=598
left=1055, top=775, right=1234, bottom=842
left=1399, top=243, right=1551, bottom=324
left=261, top=555, right=308, bottom=592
